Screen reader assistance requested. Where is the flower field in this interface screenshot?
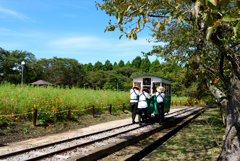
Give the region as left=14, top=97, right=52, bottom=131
left=0, top=83, right=130, bottom=123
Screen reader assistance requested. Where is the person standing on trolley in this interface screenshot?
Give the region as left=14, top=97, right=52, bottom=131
left=138, top=88, right=153, bottom=126
left=130, top=86, right=140, bottom=124
left=156, top=86, right=165, bottom=125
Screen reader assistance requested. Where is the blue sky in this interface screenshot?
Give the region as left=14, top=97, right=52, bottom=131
left=0, top=0, right=162, bottom=65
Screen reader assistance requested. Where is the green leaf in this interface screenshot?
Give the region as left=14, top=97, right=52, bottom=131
left=237, top=1, right=240, bottom=9
left=221, top=14, right=237, bottom=22
left=208, top=0, right=217, bottom=6
left=206, top=27, right=214, bottom=41
left=220, top=0, right=230, bottom=7
left=233, top=21, right=240, bottom=35
left=177, top=14, right=183, bottom=22
left=133, top=32, right=137, bottom=40
left=115, top=12, right=118, bottom=19
left=119, top=25, right=123, bottom=32
left=119, top=34, right=123, bottom=40
left=193, top=1, right=201, bottom=17
left=118, top=15, right=123, bottom=24
left=207, top=1, right=217, bottom=9
left=222, top=14, right=231, bottom=22
left=104, top=27, right=108, bottom=33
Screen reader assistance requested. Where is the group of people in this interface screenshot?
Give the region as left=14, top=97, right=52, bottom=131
left=130, top=86, right=165, bottom=126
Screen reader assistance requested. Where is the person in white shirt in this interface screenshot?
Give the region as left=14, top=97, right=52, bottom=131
left=156, top=86, right=165, bottom=125
left=130, top=86, right=140, bottom=124
left=138, top=88, right=153, bottom=126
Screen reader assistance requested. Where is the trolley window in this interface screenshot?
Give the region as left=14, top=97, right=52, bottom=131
left=152, top=82, right=160, bottom=94
left=134, top=82, right=141, bottom=92
left=143, top=78, right=151, bottom=85
left=166, top=84, right=169, bottom=95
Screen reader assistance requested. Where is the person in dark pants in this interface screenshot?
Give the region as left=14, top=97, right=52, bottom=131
left=156, top=86, right=165, bottom=125
left=130, top=86, right=140, bottom=124
left=138, top=88, right=153, bottom=126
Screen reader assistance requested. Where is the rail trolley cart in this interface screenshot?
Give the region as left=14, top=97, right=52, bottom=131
left=131, top=74, right=171, bottom=117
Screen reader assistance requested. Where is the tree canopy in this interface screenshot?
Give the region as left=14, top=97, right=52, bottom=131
left=96, top=0, right=240, bottom=160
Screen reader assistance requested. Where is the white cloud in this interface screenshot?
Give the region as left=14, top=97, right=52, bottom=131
left=117, top=38, right=154, bottom=47
left=0, top=28, right=11, bottom=31
left=0, top=5, right=28, bottom=21
left=49, top=36, right=111, bottom=49
left=49, top=36, right=155, bottom=51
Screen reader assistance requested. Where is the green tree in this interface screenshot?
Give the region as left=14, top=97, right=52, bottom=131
left=0, top=48, right=36, bottom=84
left=86, top=63, right=93, bottom=71
left=118, top=60, right=125, bottom=67
left=116, top=66, right=139, bottom=78
left=149, top=59, right=160, bottom=72
left=96, top=1, right=240, bottom=159
left=103, top=60, right=113, bottom=71
left=140, top=56, right=151, bottom=73
left=93, top=61, right=103, bottom=72
left=112, top=62, right=119, bottom=70
left=131, top=56, right=141, bottom=69
left=37, top=57, right=85, bottom=87
left=125, top=61, right=131, bottom=67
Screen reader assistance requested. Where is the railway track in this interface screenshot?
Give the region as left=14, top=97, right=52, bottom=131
left=0, top=106, right=205, bottom=161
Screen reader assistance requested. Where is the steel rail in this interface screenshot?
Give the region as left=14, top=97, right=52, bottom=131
left=0, top=107, right=203, bottom=160
left=124, top=108, right=207, bottom=161
left=0, top=123, right=133, bottom=159
left=24, top=107, right=203, bottom=161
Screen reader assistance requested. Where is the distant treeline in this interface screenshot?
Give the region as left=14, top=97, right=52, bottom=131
left=0, top=47, right=192, bottom=96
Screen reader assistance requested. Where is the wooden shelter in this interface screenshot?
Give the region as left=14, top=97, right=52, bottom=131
left=30, top=80, right=54, bottom=86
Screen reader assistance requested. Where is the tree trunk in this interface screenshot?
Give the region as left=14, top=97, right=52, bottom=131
left=218, top=76, right=240, bottom=161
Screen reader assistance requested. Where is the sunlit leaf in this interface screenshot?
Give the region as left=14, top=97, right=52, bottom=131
left=104, top=27, right=108, bottom=33
left=118, top=15, right=123, bottom=24
left=209, top=0, right=218, bottom=6
left=206, top=27, right=214, bottom=41
left=221, top=14, right=236, bottom=22
left=207, top=1, right=217, bottom=9
left=193, top=1, right=201, bottom=17
left=119, top=25, right=123, bottom=32
left=133, top=32, right=137, bottom=40
left=233, top=21, right=240, bottom=35
left=119, top=34, right=123, bottom=40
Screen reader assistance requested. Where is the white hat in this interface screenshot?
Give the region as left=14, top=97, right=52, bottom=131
left=157, top=86, right=165, bottom=92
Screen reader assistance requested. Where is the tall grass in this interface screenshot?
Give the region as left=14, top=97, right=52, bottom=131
left=171, top=96, right=189, bottom=101
left=0, top=83, right=130, bottom=122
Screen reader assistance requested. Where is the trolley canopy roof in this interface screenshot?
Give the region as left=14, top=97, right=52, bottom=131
left=131, top=74, right=171, bottom=82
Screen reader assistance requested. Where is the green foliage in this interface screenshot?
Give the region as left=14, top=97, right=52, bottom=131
left=0, top=83, right=130, bottom=122
left=112, top=62, right=119, bottom=70
left=37, top=57, right=85, bottom=87
left=125, top=61, right=131, bottom=67
left=86, top=63, right=93, bottom=71
left=118, top=60, right=125, bottom=68
left=93, top=61, right=103, bottom=72
left=96, top=0, right=240, bottom=102
left=103, top=60, right=113, bottom=71
left=149, top=59, right=160, bottom=72
left=140, top=56, right=151, bottom=73
left=0, top=48, right=36, bottom=84
left=131, top=56, right=142, bottom=68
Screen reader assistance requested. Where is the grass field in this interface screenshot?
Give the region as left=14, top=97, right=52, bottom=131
left=0, top=83, right=205, bottom=123
left=0, top=83, right=129, bottom=123
left=144, top=107, right=225, bottom=161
